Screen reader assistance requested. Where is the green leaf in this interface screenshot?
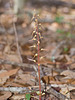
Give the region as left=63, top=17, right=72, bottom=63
left=55, top=16, right=64, bottom=23
left=64, top=47, right=68, bottom=52
left=56, top=29, right=64, bottom=34
left=25, top=93, right=31, bottom=100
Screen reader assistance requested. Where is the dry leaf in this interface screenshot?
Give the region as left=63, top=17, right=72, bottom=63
left=42, top=76, right=55, bottom=84
left=61, top=78, right=75, bottom=84
left=60, top=86, right=75, bottom=98
left=0, top=70, right=9, bottom=85
left=4, top=45, right=10, bottom=54
left=10, top=94, right=25, bottom=100
left=5, top=54, right=20, bottom=62
left=0, top=68, right=19, bottom=79
left=17, top=74, right=35, bottom=86
left=71, top=80, right=75, bottom=85
left=61, top=70, right=75, bottom=79
left=51, top=84, right=75, bottom=98
left=48, top=22, right=59, bottom=32
left=39, top=57, right=60, bottom=64
left=70, top=63, right=75, bottom=70
left=0, top=14, right=13, bottom=28
left=5, top=82, right=23, bottom=87
left=0, top=68, right=19, bottom=85
left=70, top=89, right=75, bottom=99
left=0, top=91, right=12, bottom=100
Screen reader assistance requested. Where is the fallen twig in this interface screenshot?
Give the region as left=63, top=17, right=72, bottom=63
left=0, top=85, right=69, bottom=100
left=0, top=59, right=34, bottom=68
left=12, top=9, right=23, bottom=63
left=0, top=86, right=45, bottom=94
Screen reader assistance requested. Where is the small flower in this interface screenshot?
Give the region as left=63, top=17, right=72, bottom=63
left=30, top=45, right=36, bottom=48
left=34, top=53, right=38, bottom=57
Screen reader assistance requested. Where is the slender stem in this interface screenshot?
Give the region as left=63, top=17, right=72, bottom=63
left=36, top=21, right=41, bottom=100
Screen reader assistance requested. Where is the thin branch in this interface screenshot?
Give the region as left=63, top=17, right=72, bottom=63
left=9, top=0, right=22, bottom=63
left=0, top=86, right=44, bottom=94
left=13, top=17, right=23, bottom=63
left=0, top=59, right=34, bottom=68
left=0, top=85, right=69, bottom=100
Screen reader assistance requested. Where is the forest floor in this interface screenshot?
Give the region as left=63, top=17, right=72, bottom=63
left=0, top=1, right=75, bottom=100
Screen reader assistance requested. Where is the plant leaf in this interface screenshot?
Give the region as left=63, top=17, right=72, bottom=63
left=25, top=93, right=31, bottom=100
left=55, top=16, right=64, bottom=23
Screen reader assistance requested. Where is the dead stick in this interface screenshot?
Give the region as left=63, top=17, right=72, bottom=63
left=0, top=59, right=35, bottom=68
left=0, top=86, right=44, bottom=93
left=47, top=86, right=69, bottom=100
left=0, top=86, right=69, bottom=100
